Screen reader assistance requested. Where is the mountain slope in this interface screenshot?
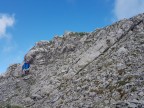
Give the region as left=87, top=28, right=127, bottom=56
left=0, top=13, right=144, bottom=108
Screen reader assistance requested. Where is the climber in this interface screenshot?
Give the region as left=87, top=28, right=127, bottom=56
left=22, top=60, right=30, bottom=76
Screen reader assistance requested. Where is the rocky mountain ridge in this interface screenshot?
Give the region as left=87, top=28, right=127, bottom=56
left=0, top=13, right=144, bottom=108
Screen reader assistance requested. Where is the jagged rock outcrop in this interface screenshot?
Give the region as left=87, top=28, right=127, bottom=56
left=0, top=13, right=144, bottom=108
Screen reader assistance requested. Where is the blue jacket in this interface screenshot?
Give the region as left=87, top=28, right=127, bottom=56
left=22, top=63, right=30, bottom=70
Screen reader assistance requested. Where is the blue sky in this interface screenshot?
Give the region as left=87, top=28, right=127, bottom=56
left=0, top=0, right=144, bottom=73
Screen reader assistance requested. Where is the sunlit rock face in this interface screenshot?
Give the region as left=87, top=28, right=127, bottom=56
left=0, top=13, right=144, bottom=108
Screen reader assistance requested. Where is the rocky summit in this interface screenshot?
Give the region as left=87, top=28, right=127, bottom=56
left=0, top=13, right=144, bottom=108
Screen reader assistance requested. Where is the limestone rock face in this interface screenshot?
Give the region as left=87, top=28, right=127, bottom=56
left=0, top=13, right=144, bottom=108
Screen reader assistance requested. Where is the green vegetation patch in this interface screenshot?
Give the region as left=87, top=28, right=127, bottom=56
left=0, top=104, right=23, bottom=108
left=117, top=80, right=129, bottom=87
left=69, top=32, right=89, bottom=36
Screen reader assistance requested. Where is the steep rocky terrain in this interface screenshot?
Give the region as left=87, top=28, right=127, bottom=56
left=0, top=13, right=144, bottom=108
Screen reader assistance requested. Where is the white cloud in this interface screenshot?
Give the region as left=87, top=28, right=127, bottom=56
left=2, top=45, right=15, bottom=53
left=113, top=0, right=144, bottom=20
left=2, top=39, right=17, bottom=53
left=0, top=14, right=15, bottom=38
